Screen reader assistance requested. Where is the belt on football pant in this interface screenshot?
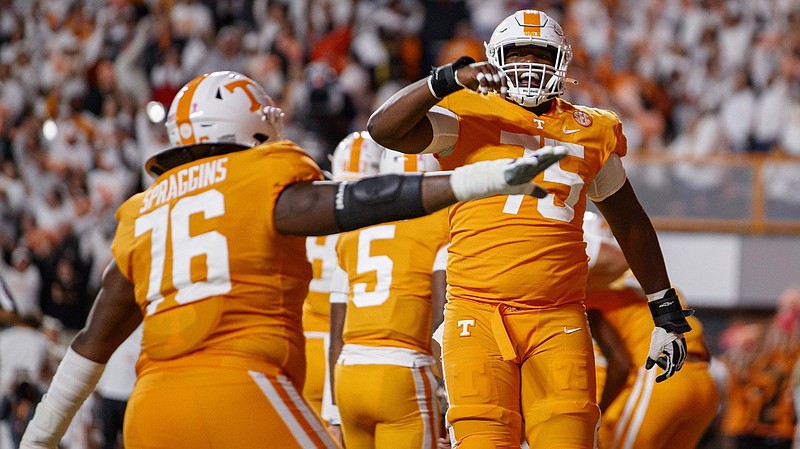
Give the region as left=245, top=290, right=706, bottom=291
left=491, top=304, right=518, bottom=361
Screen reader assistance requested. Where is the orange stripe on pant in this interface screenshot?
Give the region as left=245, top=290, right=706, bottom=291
left=257, top=372, right=338, bottom=449
left=415, top=365, right=441, bottom=449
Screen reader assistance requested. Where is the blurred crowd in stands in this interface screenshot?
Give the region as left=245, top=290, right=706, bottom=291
left=711, top=285, right=800, bottom=449
left=0, top=0, right=800, bottom=448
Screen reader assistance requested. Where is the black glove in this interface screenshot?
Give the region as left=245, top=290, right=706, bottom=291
left=428, top=56, right=475, bottom=99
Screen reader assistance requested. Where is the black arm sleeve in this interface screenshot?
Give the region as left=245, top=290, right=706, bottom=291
left=334, top=174, right=426, bottom=232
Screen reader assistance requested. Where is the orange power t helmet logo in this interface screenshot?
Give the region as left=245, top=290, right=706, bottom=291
left=522, top=11, right=542, bottom=37
left=224, top=79, right=263, bottom=112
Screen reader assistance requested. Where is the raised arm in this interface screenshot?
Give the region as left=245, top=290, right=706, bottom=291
left=367, top=57, right=508, bottom=153
left=275, top=150, right=567, bottom=236
left=366, top=78, right=439, bottom=153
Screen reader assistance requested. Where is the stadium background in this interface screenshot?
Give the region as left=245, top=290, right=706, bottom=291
left=0, top=0, right=799, bottom=448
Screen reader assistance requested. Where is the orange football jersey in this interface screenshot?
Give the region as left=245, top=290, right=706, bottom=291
left=111, top=141, right=322, bottom=382
left=303, top=235, right=339, bottom=330
left=335, top=210, right=449, bottom=354
left=435, top=93, right=626, bottom=307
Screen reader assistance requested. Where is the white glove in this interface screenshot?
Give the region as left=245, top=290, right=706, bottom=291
left=450, top=146, right=567, bottom=201
left=646, top=327, right=688, bottom=382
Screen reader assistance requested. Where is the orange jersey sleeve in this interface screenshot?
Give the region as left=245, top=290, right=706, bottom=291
left=335, top=210, right=450, bottom=354
left=111, top=141, right=322, bottom=374
left=436, top=92, right=626, bottom=307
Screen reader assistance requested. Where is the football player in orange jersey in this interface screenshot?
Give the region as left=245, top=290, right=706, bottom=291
left=583, top=212, right=719, bottom=449
left=367, top=9, right=694, bottom=449
left=19, top=71, right=564, bottom=449
left=327, top=146, right=448, bottom=449
left=302, top=132, right=383, bottom=421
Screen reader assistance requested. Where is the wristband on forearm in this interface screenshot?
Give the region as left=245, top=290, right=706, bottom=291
left=647, top=288, right=693, bottom=334
left=427, top=56, right=475, bottom=99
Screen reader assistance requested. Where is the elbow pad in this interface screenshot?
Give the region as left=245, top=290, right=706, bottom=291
left=334, top=174, right=425, bottom=232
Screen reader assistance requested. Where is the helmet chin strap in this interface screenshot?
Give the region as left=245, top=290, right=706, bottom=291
left=510, top=91, right=549, bottom=108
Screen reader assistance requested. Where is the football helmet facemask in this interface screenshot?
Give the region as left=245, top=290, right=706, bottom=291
left=485, top=10, right=572, bottom=107
left=330, top=131, right=384, bottom=181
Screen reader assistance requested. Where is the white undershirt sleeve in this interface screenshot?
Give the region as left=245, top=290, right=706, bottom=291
left=583, top=233, right=602, bottom=269
left=422, top=106, right=459, bottom=156
left=432, top=243, right=449, bottom=272
left=329, top=265, right=349, bottom=304
left=587, top=153, right=627, bottom=202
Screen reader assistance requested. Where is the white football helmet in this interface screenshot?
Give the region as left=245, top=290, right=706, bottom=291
left=330, top=131, right=384, bottom=181
left=165, top=71, right=281, bottom=148
left=485, top=10, right=572, bottom=107
left=379, top=149, right=440, bottom=174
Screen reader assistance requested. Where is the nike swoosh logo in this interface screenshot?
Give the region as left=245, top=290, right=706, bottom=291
left=563, top=127, right=581, bottom=134
left=564, top=326, right=582, bottom=334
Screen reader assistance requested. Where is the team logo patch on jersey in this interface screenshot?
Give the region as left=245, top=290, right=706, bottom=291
left=458, top=319, right=475, bottom=336
left=573, top=111, right=592, bottom=127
